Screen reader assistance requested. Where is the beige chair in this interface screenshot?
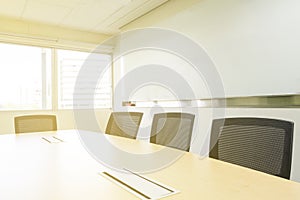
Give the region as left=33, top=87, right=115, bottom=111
left=150, top=113, right=195, bottom=151
left=105, top=112, right=143, bottom=139
left=14, top=115, right=57, bottom=134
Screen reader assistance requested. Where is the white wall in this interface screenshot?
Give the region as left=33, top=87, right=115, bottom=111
left=123, top=0, right=300, bottom=97
left=113, top=50, right=211, bottom=101
left=114, top=0, right=300, bottom=182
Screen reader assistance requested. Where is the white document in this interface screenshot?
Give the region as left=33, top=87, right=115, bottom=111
left=101, top=169, right=179, bottom=200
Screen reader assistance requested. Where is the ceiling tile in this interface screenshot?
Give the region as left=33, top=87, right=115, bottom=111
left=59, top=1, right=126, bottom=31
left=93, top=0, right=168, bottom=33
left=22, top=0, right=72, bottom=25
left=0, top=0, right=168, bottom=34
left=32, top=0, right=93, bottom=7
left=0, top=0, right=27, bottom=18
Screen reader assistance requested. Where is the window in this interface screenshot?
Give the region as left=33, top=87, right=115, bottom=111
left=0, top=43, right=52, bottom=110
left=0, top=42, right=112, bottom=111
left=57, top=50, right=112, bottom=109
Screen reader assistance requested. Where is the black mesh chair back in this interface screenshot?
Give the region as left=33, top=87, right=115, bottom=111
left=15, top=115, right=57, bottom=134
left=209, top=117, right=294, bottom=179
left=150, top=113, right=195, bottom=151
left=105, top=112, right=143, bottom=139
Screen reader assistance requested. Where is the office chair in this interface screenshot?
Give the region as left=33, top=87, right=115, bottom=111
left=14, top=115, right=57, bottom=134
left=150, top=113, right=195, bottom=151
left=105, top=112, right=143, bottom=139
left=209, top=117, right=294, bottom=179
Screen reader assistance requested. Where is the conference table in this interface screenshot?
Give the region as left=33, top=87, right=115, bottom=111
left=0, top=129, right=300, bottom=200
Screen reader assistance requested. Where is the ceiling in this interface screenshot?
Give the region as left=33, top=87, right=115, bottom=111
left=0, top=0, right=168, bottom=34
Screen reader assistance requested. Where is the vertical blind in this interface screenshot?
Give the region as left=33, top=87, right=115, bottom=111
left=58, top=50, right=112, bottom=109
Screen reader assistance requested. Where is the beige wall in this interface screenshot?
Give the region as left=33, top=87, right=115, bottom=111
left=0, top=109, right=111, bottom=134
left=0, top=16, right=112, bottom=134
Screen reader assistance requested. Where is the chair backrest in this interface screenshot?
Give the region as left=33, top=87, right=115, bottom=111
left=105, top=112, right=143, bottom=139
left=150, top=113, right=195, bottom=151
left=209, top=117, right=294, bottom=179
left=14, top=115, right=57, bottom=134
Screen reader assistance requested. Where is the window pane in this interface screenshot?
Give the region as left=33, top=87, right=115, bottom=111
left=0, top=43, right=52, bottom=110
left=57, top=50, right=112, bottom=109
